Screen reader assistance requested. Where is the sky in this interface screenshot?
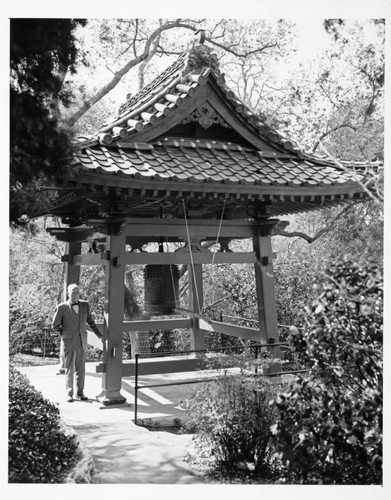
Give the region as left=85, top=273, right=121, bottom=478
left=293, top=19, right=332, bottom=61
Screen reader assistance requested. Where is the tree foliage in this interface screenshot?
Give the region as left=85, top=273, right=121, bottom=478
left=271, top=256, right=383, bottom=484
left=267, top=20, right=384, bottom=160
left=273, top=198, right=383, bottom=330
left=9, top=221, right=65, bottom=356
left=10, top=18, right=86, bottom=226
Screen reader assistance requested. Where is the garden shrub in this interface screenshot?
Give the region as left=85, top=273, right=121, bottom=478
left=185, top=363, right=278, bottom=478
left=271, top=256, right=382, bottom=484
left=9, top=366, right=79, bottom=483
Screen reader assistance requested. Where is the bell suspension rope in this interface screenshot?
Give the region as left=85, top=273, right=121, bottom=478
left=201, top=199, right=226, bottom=316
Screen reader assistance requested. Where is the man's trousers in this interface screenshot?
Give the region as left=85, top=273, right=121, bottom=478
left=64, top=349, right=86, bottom=397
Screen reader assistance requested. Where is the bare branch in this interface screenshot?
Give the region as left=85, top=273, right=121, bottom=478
left=65, top=20, right=193, bottom=127
left=318, top=82, right=339, bottom=108
left=205, top=35, right=278, bottom=57
left=319, top=143, right=383, bottom=203
left=105, top=64, right=116, bottom=75
left=274, top=203, right=356, bottom=243
left=312, top=123, right=358, bottom=153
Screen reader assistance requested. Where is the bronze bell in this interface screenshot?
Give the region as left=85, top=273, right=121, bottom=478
left=143, top=264, right=180, bottom=315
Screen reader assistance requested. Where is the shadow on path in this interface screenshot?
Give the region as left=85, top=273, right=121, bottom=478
left=17, top=363, right=204, bottom=484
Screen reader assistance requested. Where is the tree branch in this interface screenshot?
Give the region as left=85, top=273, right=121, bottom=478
left=319, top=142, right=383, bottom=203
left=312, top=123, right=357, bottom=153
left=274, top=203, right=356, bottom=243
left=64, top=20, right=281, bottom=127
left=64, top=20, right=191, bottom=127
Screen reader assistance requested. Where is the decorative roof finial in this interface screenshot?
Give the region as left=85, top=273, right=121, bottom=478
left=195, top=29, right=206, bottom=45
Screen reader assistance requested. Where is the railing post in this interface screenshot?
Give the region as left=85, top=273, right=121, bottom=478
left=134, top=353, right=139, bottom=425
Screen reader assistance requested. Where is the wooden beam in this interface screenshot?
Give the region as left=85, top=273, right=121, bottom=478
left=72, top=252, right=109, bottom=266
left=122, top=317, right=193, bottom=332
left=199, top=318, right=260, bottom=342
left=119, top=355, right=235, bottom=377
left=46, top=227, right=95, bottom=243
left=63, top=242, right=81, bottom=299
left=124, top=251, right=257, bottom=265
left=122, top=218, right=264, bottom=239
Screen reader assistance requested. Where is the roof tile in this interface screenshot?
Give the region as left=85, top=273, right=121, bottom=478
left=75, top=143, right=363, bottom=194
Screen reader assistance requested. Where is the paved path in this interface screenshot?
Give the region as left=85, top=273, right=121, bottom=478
left=18, top=363, right=205, bottom=484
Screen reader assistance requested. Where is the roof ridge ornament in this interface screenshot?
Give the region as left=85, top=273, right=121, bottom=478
left=180, top=31, right=219, bottom=79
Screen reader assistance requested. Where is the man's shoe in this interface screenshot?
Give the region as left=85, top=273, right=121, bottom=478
left=66, top=396, right=74, bottom=403
left=76, top=394, right=88, bottom=401
left=56, top=370, right=65, bottom=375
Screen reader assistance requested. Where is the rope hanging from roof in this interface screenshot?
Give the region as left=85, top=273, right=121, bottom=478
left=181, top=198, right=227, bottom=320
left=202, top=199, right=226, bottom=316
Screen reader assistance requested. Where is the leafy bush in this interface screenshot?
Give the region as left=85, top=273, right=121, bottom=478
left=271, top=256, right=382, bottom=484
left=9, top=366, right=79, bottom=483
left=185, top=361, right=278, bottom=478
left=274, top=257, right=316, bottom=329
left=9, top=225, right=64, bottom=357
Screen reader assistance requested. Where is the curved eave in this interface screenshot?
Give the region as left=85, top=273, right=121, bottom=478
left=49, top=168, right=368, bottom=219
left=67, top=164, right=367, bottom=200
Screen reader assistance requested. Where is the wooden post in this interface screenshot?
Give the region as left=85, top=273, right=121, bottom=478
left=63, top=241, right=81, bottom=300
left=188, top=260, right=205, bottom=351
left=98, top=226, right=127, bottom=405
left=253, top=224, right=281, bottom=368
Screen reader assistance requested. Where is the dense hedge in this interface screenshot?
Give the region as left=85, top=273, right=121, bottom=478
left=271, top=256, right=383, bottom=484
left=9, top=366, right=79, bottom=483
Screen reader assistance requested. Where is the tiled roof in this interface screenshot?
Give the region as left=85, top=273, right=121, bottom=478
left=66, top=40, right=380, bottom=218
left=72, top=138, right=366, bottom=191
left=75, top=43, right=303, bottom=156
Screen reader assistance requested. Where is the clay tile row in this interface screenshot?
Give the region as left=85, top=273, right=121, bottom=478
left=73, top=143, right=363, bottom=190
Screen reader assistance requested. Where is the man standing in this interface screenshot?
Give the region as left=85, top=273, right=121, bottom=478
left=52, top=284, right=104, bottom=402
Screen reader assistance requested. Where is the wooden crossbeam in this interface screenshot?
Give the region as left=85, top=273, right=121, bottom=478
left=125, top=251, right=257, bottom=265
left=71, top=252, right=109, bottom=266
left=123, top=317, right=192, bottom=332
left=198, top=318, right=261, bottom=341
left=119, top=355, right=234, bottom=377
left=121, top=218, right=267, bottom=238
left=65, top=250, right=258, bottom=267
